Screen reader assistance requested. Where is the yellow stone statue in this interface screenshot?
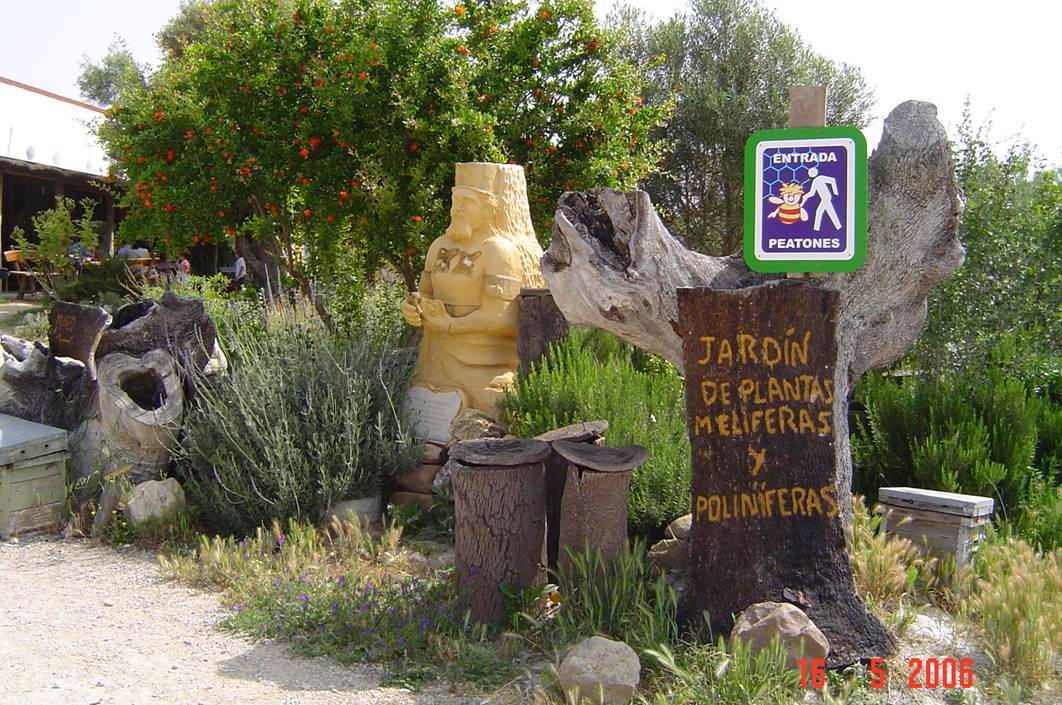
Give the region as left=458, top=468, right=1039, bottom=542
left=401, top=163, right=545, bottom=420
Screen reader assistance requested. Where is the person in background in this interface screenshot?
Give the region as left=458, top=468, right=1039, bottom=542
left=177, top=252, right=191, bottom=283
left=232, top=247, right=247, bottom=290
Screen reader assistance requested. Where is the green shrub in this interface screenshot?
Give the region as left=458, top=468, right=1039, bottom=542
left=853, top=367, right=1038, bottom=512
left=12, top=310, right=49, bottom=341
left=500, top=328, right=690, bottom=536
left=176, top=304, right=420, bottom=535
left=138, top=273, right=253, bottom=331
left=852, top=350, right=1062, bottom=550
left=52, top=257, right=136, bottom=305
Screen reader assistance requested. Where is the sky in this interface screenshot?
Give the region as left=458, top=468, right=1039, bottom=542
left=0, top=0, right=1057, bottom=170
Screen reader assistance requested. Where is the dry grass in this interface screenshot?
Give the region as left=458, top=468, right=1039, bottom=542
left=159, top=516, right=406, bottom=592
left=963, top=535, right=1062, bottom=685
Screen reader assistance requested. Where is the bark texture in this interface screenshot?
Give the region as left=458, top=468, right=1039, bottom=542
left=541, top=101, right=964, bottom=516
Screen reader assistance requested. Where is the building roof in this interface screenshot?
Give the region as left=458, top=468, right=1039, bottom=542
left=0, top=76, right=109, bottom=177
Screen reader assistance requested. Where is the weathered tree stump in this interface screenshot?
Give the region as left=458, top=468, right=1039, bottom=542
left=517, top=288, right=569, bottom=376
left=450, top=438, right=552, bottom=625
left=540, top=101, right=964, bottom=520
left=534, top=421, right=609, bottom=568
left=549, top=440, right=647, bottom=572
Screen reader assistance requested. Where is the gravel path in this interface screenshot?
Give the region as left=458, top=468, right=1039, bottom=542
left=0, top=536, right=479, bottom=705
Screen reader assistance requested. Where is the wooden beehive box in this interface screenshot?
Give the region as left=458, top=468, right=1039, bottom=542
left=0, top=413, right=69, bottom=538
left=877, top=487, right=994, bottom=567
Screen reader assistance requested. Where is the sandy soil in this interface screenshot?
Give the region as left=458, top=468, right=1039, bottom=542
left=0, top=536, right=479, bottom=705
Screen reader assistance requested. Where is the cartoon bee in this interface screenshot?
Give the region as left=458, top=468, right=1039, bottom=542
left=766, top=182, right=808, bottom=224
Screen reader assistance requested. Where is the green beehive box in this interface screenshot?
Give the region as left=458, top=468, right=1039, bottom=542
left=0, top=414, right=69, bottom=538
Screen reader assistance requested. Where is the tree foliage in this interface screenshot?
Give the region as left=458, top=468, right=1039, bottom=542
left=78, top=39, right=146, bottom=106
left=95, top=0, right=668, bottom=316
left=914, top=107, right=1062, bottom=379
left=614, top=0, right=874, bottom=254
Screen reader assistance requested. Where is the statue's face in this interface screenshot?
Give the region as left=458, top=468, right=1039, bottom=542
left=446, top=191, right=491, bottom=243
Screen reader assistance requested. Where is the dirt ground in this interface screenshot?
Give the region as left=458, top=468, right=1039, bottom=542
left=0, top=536, right=479, bottom=705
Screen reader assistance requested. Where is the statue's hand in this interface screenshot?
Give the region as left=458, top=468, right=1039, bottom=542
left=419, top=297, right=451, bottom=332
left=400, top=293, right=422, bottom=327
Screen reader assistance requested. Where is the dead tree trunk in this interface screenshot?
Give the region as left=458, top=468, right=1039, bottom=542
left=449, top=438, right=551, bottom=625
left=540, top=101, right=964, bottom=519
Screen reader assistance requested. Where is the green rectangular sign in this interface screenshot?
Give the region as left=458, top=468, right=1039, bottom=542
left=744, top=127, right=867, bottom=273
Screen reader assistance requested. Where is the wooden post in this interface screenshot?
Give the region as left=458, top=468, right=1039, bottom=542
left=787, top=85, right=827, bottom=280
left=787, top=85, right=827, bottom=129
left=517, top=288, right=569, bottom=376
left=102, top=195, right=115, bottom=257
left=535, top=421, right=608, bottom=569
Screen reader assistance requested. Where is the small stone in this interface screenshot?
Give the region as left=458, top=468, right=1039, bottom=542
left=125, top=478, right=186, bottom=528
left=420, top=443, right=447, bottom=464
left=102, top=600, right=115, bottom=607
left=389, top=491, right=435, bottom=512
left=394, top=463, right=441, bottom=494
left=665, top=514, right=692, bottom=540
left=730, top=602, right=829, bottom=668
left=449, top=409, right=507, bottom=442
left=8, top=537, right=19, bottom=545
left=647, top=538, right=688, bottom=573
left=432, top=459, right=457, bottom=496
left=557, top=636, right=640, bottom=705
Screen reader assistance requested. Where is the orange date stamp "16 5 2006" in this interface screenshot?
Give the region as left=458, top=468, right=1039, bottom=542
left=798, top=657, right=975, bottom=690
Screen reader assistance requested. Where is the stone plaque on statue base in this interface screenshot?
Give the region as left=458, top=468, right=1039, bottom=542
left=406, top=386, right=462, bottom=445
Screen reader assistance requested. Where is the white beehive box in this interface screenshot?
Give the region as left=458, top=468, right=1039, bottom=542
left=0, top=414, right=69, bottom=538
left=877, top=487, right=994, bottom=568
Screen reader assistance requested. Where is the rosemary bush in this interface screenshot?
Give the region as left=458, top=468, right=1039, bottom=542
left=176, top=304, right=419, bottom=535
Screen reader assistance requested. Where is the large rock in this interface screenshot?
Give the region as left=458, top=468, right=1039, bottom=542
left=394, top=463, right=441, bottom=494
left=420, top=442, right=447, bottom=464
left=664, top=514, right=692, bottom=540
left=322, top=496, right=381, bottom=532
left=125, top=478, right=187, bottom=527
left=647, top=538, right=688, bottom=573
left=449, top=409, right=507, bottom=442
left=730, top=602, right=829, bottom=668
left=557, top=636, right=640, bottom=705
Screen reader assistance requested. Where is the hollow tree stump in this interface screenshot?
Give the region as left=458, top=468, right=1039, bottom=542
left=549, top=440, right=648, bottom=572
left=450, top=438, right=552, bottom=625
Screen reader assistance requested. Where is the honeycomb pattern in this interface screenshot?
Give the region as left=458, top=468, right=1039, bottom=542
left=761, top=148, right=816, bottom=198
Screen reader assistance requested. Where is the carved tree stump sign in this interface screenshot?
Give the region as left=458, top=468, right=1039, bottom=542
left=450, top=438, right=552, bottom=625
left=550, top=440, right=647, bottom=571
left=676, top=282, right=894, bottom=666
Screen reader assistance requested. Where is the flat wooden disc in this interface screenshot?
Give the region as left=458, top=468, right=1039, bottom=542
left=448, top=438, right=551, bottom=466
left=551, top=440, right=648, bottom=472
left=534, top=420, right=608, bottom=444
